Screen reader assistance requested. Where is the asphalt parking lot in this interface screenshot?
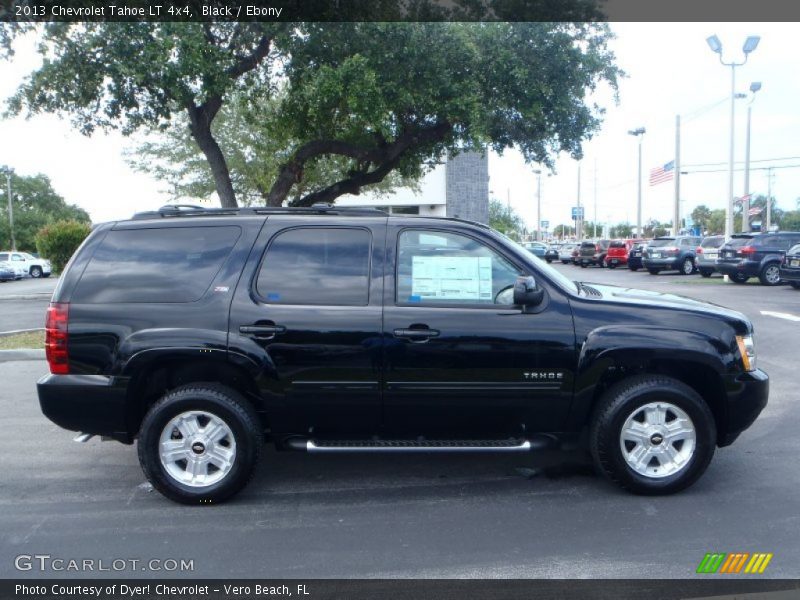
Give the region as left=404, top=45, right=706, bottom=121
left=0, top=277, right=57, bottom=332
left=1, top=264, right=798, bottom=579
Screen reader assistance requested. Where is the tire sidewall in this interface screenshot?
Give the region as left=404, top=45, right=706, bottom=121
left=139, top=390, right=260, bottom=504
left=30, top=266, right=42, bottom=278
left=594, top=380, right=716, bottom=494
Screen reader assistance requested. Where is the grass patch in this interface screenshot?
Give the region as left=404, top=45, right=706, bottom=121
left=0, top=330, right=45, bottom=350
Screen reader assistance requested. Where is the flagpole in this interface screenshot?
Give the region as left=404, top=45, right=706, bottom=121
left=674, top=115, right=681, bottom=235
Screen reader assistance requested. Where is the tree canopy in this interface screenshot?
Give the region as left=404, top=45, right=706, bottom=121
left=0, top=172, right=90, bottom=251
left=4, top=17, right=620, bottom=208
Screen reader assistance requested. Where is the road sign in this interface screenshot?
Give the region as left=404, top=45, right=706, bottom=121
left=540, top=220, right=549, bottom=229
left=571, top=206, right=584, bottom=220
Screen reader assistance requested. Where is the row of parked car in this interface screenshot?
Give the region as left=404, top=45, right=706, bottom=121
left=0, top=251, right=52, bottom=282
left=526, top=231, right=800, bottom=287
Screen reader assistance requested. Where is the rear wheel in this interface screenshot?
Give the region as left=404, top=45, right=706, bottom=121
left=680, top=258, right=694, bottom=276
left=790, top=281, right=800, bottom=289
left=759, top=263, right=781, bottom=286
left=648, top=268, right=660, bottom=275
left=607, top=263, right=617, bottom=269
left=138, top=383, right=263, bottom=504
left=629, top=266, right=639, bottom=272
left=699, top=269, right=713, bottom=278
left=590, top=375, right=716, bottom=495
left=30, top=266, right=42, bottom=278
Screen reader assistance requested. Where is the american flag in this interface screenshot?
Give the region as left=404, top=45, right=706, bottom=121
left=649, top=160, right=675, bottom=186
left=748, top=206, right=762, bottom=216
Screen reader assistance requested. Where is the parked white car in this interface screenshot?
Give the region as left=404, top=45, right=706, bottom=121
left=0, top=251, right=52, bottom=278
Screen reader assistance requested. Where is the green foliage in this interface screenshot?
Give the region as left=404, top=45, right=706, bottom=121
left=4, top=19, right=619, bottom=208
left=489, top=199, right=525, bottom=240
left=35, top=220, right=92, bottom=273
left=0, top=172, right=90, bottom=251
left=778, top=210, right=800, bottom=232
left=691, top=204, right=712, bottom=230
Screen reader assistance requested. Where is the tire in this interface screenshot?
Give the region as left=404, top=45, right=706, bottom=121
left=30, top=266, right=43, bottom=278
left=730, top=272, right=749, bottom=284
left=680, top=258, right=694, bottom=276
left=561, top=260, right=569, bottom=265
left=758, top=263, right=781, bottom=286
left=137, top=383, right=263, bottom=505
left=699, top=269, right=713, bottom=278
left=629, top=266, right=639, bottom=272
left=589, top=375, right=716, bottom=495
left=790, top=281, right=800, bottom=289
left=580, top=263, right=587, bottom=268
left=545, top=259, right=552, bottom=264
left=608, top=263, right=617, bottom=269
left=648, top=268, right=660, bottom=275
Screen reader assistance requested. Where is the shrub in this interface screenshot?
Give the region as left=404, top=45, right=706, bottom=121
left=35, top=220, right=92, bottom=273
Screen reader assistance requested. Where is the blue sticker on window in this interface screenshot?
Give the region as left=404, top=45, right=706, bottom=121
left=409, top=295, right=422, bottom=303
left=267, top=293, right=280, bottom=302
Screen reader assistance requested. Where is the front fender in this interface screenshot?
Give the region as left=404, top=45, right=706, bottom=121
left=565, top=325, right=733, bottom=430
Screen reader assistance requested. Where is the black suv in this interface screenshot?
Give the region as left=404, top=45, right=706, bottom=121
left=578, top=239, right=610, bottom=267
left=716, top=232, right=800, bottom=285
left=643, top=236, right=702, bottom=275
left=38, top=206, right=768, bottom=503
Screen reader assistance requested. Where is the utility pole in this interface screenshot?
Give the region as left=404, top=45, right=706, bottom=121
left=593, top=159, right=598, bottom=238
left=766, top=167, right=773, bottom=231
left=534, top=169, right=542, bottom=241
left=576, top=163, right=582, bottom=240
left=3, top=167, right=15, bottom=252
left=743, top=82, right=762, bottom=233
left=628, top=127, right=646, bottom=238
left=674, top=115, right=681, bottom=235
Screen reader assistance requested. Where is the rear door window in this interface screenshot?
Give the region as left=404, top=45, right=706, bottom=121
left=73, top=226, right=241, bottom=303
left=256, top=227, right=371, bottom=306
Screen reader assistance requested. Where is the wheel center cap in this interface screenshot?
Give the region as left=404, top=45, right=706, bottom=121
left=191, top=441, right=206, bottom=455
left=650, top=433, right=664, bottom=446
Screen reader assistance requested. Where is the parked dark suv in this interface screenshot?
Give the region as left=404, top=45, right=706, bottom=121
left=716, top=232, right=800, bottom=285
left=38, top=206, right=768, bottom=503
left=643, top=236, right=702, bottom=275
left=779, top=243, right=800, bottom=289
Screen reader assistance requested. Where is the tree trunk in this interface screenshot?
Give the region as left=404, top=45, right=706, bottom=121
left=187, top=100, right=237, bottom=208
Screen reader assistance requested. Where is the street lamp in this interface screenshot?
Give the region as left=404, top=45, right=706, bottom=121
left=742, top=81, right=762, bottom=233
left=627, top=127, right=646, bottom=238
left=0, top=166, right=15, bottom=251
left=706, top=34, right=760, bottom=239
left=533, top=169, right=542, bottom=241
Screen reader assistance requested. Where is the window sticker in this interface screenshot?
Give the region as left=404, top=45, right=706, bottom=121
left=411, top=256, right=492, bottom=301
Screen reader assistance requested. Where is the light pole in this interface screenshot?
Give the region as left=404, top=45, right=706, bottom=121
left=533, top=169, right=542, bottom=241
left=1, top=166, right=15, bottom=252
left=742, top=81, right=762, bottom=233
left=628, top=127, right=646, bottom=238
left=706, top=34, right=760, bottom=239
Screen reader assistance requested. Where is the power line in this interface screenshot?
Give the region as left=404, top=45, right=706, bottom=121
left=683, top=163, right=800, bottom=174
left=683, top=156, right=800, bottom=168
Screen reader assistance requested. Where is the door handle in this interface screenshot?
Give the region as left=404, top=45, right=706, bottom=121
left=240, top=324, right=286, bottom=338
left=393, top=327, right=440, bottom=341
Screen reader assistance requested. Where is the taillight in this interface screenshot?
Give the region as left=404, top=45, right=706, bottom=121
left=45, top=302, right=69, bottom=375
left=740, top=246, right=757, bottom=255
left=696, top=247, right=703, bottom=254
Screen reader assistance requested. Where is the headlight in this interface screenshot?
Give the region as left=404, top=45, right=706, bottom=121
left=736, top=334, right=757, bottom=371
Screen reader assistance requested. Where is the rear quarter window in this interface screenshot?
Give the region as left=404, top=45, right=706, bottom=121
left=72, top=226, right=241, bottom=303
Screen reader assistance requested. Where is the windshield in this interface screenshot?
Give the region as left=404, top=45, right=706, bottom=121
left=700, top=237, right=725, bottom=248
left=789, top=244, right=800, bottom=255
left=491, top=231, right=579, bottom=294
left=649, top=238, right=676, bottom=247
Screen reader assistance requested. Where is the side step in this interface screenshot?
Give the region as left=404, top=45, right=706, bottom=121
left=284, top=436, right=554, bottom=453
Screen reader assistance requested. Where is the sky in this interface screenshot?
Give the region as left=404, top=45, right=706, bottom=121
left=0, top=22, right=798, bottom=229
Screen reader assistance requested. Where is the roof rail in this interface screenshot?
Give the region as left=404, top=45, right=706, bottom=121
left=131, top=205, right=389, bottom=220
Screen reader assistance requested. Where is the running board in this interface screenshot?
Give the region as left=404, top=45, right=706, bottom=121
left=284, top=436, right=554, bottom=453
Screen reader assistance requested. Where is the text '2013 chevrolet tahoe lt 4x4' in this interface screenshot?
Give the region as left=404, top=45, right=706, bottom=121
left=38, top=206, right=769, bottom=504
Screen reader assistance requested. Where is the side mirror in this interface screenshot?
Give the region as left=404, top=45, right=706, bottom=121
left=513, top=275, right=544, bottom=307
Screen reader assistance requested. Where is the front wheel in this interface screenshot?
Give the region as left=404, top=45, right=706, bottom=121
left=30, top=266, right=43, bottom=278
left=790, top=281, right=800, bottom=289
left=648, top=268, right=660, bottom=275
left=629, top=266, right=640, bottom=272
left=137, top=384, right=263, bottom=504
left=699, top=269, right=713, bottom=278
left=590, top=375, right=716, bottom=495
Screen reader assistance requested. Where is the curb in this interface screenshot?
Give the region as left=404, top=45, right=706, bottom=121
left=0, top=349, right=45, bottom=362
left=0, top=294, right=52, bottom=301
left=0, top=328, right=44, bottom=337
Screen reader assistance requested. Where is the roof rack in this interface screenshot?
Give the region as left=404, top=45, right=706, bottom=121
left=131, top=203, right=389, bottom=220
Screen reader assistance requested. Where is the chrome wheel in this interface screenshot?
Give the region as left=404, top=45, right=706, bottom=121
left=764, top=265, right=780, bottom=285
left=619, top=402, right=696, bottom=479
left=682, top=259, right=693, bottom=275
left=158, top=411, right=237, bottom=488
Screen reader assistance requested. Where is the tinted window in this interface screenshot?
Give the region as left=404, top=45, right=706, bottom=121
left=726, top=236, right=756, bottom=248
left=789, top=244, right=800, bottom=255
left=609, top=241, right=626, bottom=248
left=256, top=228, right=371, bottom=306
left=397, top=230, right=520, bottom=305
left=73, top=226, right=241, bottom=303
left=0, top=253, right=7, bottom=261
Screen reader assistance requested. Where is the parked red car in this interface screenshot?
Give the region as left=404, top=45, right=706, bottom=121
left=604, top=239, right=637, bottom=268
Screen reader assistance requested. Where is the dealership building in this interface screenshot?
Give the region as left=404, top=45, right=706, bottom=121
left=336, top=151, right=489, bottom=224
